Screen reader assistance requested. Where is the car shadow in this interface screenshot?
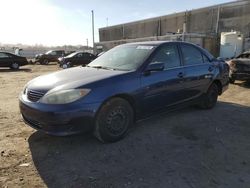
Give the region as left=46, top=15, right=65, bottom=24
left=233, top=81, right=250, bottom=88
left=0, top=68, right=32, bottom=73
left=28, top=101, right=250, bottom=188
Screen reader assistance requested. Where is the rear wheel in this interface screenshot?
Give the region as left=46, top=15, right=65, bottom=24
left=199, top=83, right=219, bottom=109
left=94, top=98, right=134, bottom=143
left=10, top=62, right=19, bottom=70
left=43, top=59, right=49, bottom=65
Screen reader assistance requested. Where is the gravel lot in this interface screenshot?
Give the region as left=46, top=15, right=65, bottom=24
left=0, top=64, right=250, bottom=188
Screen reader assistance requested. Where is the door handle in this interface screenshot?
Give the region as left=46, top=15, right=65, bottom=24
left=178, top=72, right=184, bottom=78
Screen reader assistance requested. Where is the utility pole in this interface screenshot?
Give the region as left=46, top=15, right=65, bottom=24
left=91, top=10, right=95, bottom=53
left=106, top=18, right=109, bottom=27
left=86, top=38, right=88, bottom=49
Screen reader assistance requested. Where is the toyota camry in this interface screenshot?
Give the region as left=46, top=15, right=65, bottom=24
left=19, top=41, right=229, bottom=143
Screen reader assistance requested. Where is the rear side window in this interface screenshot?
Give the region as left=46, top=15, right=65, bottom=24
left=151, top=44, right=181, bottom=69
left=181, top=44, right=203, bottom=66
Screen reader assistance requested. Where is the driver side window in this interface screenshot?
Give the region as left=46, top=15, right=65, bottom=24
left=0, top=53, right=9, bottom=58
left=150, top=44, right=181, bottom=70
left=50, top=51, right=57, bottom=55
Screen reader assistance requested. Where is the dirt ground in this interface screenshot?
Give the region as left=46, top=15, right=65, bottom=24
left=0, top=64, right=250, bottom=188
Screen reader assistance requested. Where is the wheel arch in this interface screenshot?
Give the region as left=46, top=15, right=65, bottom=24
left=96, top=94, right=137, bottom=122
left=212, top=80, right=223, bottom=95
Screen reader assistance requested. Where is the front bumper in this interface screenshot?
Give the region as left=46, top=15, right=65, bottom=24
left=19, top=95, right=102, bottom=136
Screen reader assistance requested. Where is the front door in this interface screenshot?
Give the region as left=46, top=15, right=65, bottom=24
left=140, top=43, right=185, bottom=114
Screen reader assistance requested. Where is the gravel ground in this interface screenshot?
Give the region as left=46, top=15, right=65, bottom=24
left=0, top=64, right=250, bottom=188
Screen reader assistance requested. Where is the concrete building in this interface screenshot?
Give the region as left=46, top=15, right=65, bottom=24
left=97, top=0, right=250, bottom=56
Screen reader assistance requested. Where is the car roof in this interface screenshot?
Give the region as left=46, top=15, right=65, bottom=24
left=121, top=41, right=214, bottom=60
left=122, top=41, right=196, bottom=47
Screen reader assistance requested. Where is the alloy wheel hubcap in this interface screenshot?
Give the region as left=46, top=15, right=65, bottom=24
left=12, top=63, right=18, bottom=69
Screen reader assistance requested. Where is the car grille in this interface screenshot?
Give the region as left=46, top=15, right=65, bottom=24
left=27, top=90, right=46, bottom=102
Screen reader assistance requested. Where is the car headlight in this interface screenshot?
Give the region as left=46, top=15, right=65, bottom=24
left=39, top=89, right=90, bottom=104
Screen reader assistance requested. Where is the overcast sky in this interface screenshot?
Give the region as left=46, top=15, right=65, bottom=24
left=0, top=0, right=233, bottom=46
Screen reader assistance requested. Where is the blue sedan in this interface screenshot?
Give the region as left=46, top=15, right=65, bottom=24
left=19, top=41, right=229, bottom=143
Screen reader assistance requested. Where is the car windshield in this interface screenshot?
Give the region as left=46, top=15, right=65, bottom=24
left=45, top=50, right=53, bottom=55
left=66, top=52, right=79, bottom=58
left=88, top=45, right=155, bottom=71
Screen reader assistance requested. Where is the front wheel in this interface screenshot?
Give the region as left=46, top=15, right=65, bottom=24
left=10, top=62, right=19, bottom=70
left=62, top=62, right=71, bottom=69
left=199, top=83, right=219, bottom=109
left=94, top=98, right=134, bottom=143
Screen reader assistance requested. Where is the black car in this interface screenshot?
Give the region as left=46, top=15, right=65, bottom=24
left=20, top=41, right=229, bottom=143
left=35, top=50, right=65, bottom=65
left=59, top=52, right=96, bottom=69
left=0, top=52, right=28, bottom=70
left=226, top=51, right=250, bottom=83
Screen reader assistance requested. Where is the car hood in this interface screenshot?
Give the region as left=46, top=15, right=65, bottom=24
left=27, top=66, right=128, bottom=92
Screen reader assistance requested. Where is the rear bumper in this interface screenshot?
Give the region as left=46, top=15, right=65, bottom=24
left=19, top=96, right=102, bottom=136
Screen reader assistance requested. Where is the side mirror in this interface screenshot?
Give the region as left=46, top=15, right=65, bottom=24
left=146, top=62, right=164, bottom=72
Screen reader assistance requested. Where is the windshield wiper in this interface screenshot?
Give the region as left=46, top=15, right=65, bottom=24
left=87, top=65, right=114, bottom=70
left=86, top=65, right=128, bottom=71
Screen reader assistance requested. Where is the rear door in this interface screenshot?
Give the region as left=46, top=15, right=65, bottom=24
left=140, top=43, right=185, bottom=114
left=179, top=43, right=214, bottom=100
left=0, top=52, right=12, bottom=67
left=82, top=53, right=93, bottom=65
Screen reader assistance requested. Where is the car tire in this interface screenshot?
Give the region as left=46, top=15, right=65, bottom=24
left=62, top=62, right=71, bottom=69
left=43, top=59, right=49, bottom=65
left=199, top=83, right=219, bottom=109
left=229, top=77, right=235, bottom=84
left=94, top=98, right=134, bottom=143
left=10, top=62, right=19, bottom=70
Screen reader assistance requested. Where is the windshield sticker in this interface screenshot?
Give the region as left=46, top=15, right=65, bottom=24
left=136, top=46, right=154, bottom=50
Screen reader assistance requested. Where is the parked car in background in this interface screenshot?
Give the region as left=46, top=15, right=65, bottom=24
left=59, top=51, right=96, bottom=69
left=65, top=51, right=76, bottom=56
left=226, top=51, right=250, bottom=83
left=0, top=52, right=28, bottom=70
left=35, top=50, right=65, bottom=65
left=19, top=41, right=229, bottom=143
left=97, top=51, right=105, bottom=57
